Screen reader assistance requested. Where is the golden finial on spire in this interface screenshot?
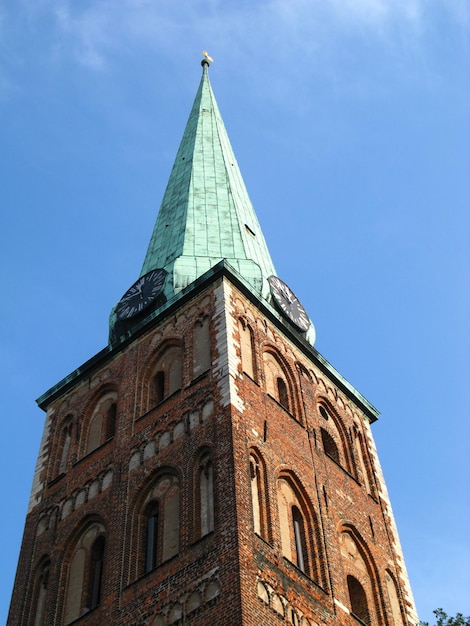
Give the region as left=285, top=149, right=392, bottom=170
left=202, top=50, right=214, bottom=64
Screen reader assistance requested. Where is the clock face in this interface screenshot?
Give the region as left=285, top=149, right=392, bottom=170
left=116, top=269, right=167, bottom=320
left=268, top=275, right=310, bottom=332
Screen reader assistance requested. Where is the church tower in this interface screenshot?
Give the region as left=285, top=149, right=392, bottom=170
left=8, top=56, right=418, bottom=626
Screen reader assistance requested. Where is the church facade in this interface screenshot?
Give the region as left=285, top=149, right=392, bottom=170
left=8, top=57, right=418, bottom=626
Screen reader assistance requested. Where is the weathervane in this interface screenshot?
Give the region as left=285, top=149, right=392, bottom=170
left=201, top=50, right=214, bottom=66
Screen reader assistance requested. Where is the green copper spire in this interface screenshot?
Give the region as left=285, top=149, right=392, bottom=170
left=140, top=57, right=276, bottom=300
left=110, top=56, right=315, bottom=347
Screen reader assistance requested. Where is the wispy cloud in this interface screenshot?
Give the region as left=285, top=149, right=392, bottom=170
left=13, top=0, right=465, bottom=72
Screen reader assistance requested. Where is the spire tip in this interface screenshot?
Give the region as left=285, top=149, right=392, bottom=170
left=201, top=50, right=214, bottom=68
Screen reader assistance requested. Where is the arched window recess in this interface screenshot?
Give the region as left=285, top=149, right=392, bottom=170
left=238, top=317, right=257, bottom=381
left=249, top=450, right=270, bottom=542
left=146, top=342, right=183, bottom=409
left=197, top=451, right=214, bottom=538
left=63, top=521, right=106, bottom=624
left=130, top=471, right=180, bottom=580
left=317, top=400, right=355, bottom=474
left=276, top=472, right=325, bottom=586
left=83, top=389, right=118, bottom=456
left=263, top=348, right=300, bottom=420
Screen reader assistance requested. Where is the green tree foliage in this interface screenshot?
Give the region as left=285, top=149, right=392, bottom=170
left=420, top=609, right=470, bottom=626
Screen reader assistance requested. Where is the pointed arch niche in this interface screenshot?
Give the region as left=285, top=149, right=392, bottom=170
left=194, top=449, right=215, bottom=539
left=238, top=317, right=257, bottom=381
left=249, top=449, right=270, bottom=542
left=83, top=390, right=118, bottom=456
left=263, top=348, right=299, bottom=420
left=385, top=569, right=406, bottom=626
left=127, top=470, right=180, bottom=582
left=353, top=426, right=377, bottom=497
left=63, top=521, right=106, bottom=624
left=145, top=341, right=183, bottom=410
left=276, top=472, right=325, bottom=587
left=339, top=526, right=385, bottom=625
left=317, top=400, right=355, bottom=475
left=51, top=414, right=74, bottom=478
left=30, top=556, right=51, bottom=626
left=193, top=315, right=211, bottom=379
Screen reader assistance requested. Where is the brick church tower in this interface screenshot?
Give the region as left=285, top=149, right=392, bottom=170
left=8, top=56, right=418, bottom=626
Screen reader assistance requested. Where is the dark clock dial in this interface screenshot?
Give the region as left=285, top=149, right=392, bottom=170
left=268, top=275, right=310, bottom=332
left=116, top=269, right=167, bottom=320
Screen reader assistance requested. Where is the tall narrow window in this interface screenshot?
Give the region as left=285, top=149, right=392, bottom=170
left=385, top=570, right=405, bottom=625
left=64, top=523, right=106, bottom=624
left=149, top=345, right=183, bottom=407
left=239, top=319, right=256, bottom=380
left=145, top=502, right=159, bottom=573
left=88, top=536, right=105, bottom=610
left=138, top=474, right=180, bottom=578
left=354, top=430, right=375, bottom=495
left=277, top=475, right=320, bottom=582
left=277, top=377, right=290, bottom=411
left=292, top=506, right=307, bottom=573
left=249, top=452, right=270, bottom=540
left=154, top=371, right=165, bottom=404
left=85, top=392, right=118, bottom=455
left=250, top=456, right=262, bottom=535
left=58, top=420, right=73, bottom=474
left=321, top=428, right=340, bottom=464
left=347, top=575, right=371, bottom=625
left=33, top=559, right=50, bottom=626
left=199, top=454, right=214, bottom=536
left=263, top=350, right=297, bottom=419
left=104, top=402, right=116, bottom=441
left=193, top=316, right=211, bottom=378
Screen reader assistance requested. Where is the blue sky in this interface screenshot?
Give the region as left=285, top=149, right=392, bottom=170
left=1, top=1, right=469, bottom=623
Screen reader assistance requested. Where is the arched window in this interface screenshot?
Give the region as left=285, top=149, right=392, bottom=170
left=354, top=429, right=375, bottom=495
left=250, top=456, right=262, bottom=535
left=88, top=535, right=105, bottom=610
left=347, top=575, right=371, bottom=625
left=277, top=377, right=290, bottom=411
left=339, top=528, right=384, bottom=624
left=277, top=474, right=322, bottom=582
left=140, top=474, right=180, bottom=575
left=385, top=570, right=405, bottom=625
left=55, top=417, right=73, bottom=476
left=199, top=453, right=214, bottom=537
left=321, top=428, right=340, bottom=464
left=63, top=522, right=105, bottom=624
left=145, top=501, right=159, bottom=573
left=239, top=319, right=256, bottom=380
left=263, top=350, right=297, bottom=417
left=292, top=506, right=308, bottom=573
left=317, top=401, right=355, bottom=473
left=32, top=558, right=50, bottom=626
left=104, top=402, right=116, bottom=441
left=154, top=371, right=165, bottom=404
left=249, top=451, right=269, bottom=540
left=85, top=392, right=118, bottom=455
left=193, top=316, right=211, bottom=378
left=149, top=345, right=183, bottom=407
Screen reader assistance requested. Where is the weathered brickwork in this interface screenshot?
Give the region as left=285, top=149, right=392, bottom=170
left=8, top=273, right=417, bottom=625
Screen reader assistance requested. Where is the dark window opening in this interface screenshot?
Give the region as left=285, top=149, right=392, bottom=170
left=154, top=371, right=165, bottom=404
left=277, top=377, right=290, bottom=411
left=321, top=428, right=340, bottom=464
left=347, top=575, right=371, bottom=625
left=319, top=405, right=329, bottom=420
left=105, top=403, right=117, bottom=440
left=88, top=536, right=105, bottom=610
left=292, top=506, right=308, bottom=574
left=145, top=502, right=159, bottom=573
